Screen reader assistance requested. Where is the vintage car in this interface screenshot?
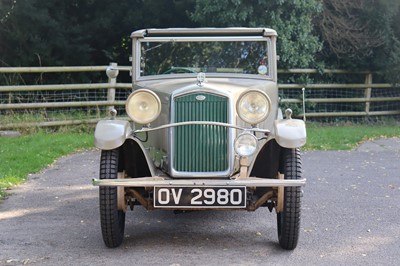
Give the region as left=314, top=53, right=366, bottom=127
left=93, top=28, right=306, bottom=250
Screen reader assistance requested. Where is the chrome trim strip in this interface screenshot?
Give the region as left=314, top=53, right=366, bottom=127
left=135, top=73, right=272, bottom=82
left=139, top=36, right=266, bottom=42
left=93, top=177, right=306, bottom=187
left=133, top=121, right=270, bottom=134
left=132, top=39, right=141, bottom=84
left=131, top=28, right=277, bottom=38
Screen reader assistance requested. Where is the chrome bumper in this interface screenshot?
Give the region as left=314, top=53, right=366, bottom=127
left=92, top=176, right=306, bottom=187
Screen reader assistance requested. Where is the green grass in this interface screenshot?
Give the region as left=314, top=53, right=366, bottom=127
left=304, top=122, right=400, bottom=150
left=1, top=123, right=399, bottom=199
left=0, top=110, right=103, bottom=125
left=0, top=131, right=93, bottom=199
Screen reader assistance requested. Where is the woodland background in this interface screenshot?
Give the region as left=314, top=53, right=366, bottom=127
left=1, top=0, right=399, bottom=83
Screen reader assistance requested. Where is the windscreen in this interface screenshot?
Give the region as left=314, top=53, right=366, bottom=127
left=139, top=40, right=270, bottom=77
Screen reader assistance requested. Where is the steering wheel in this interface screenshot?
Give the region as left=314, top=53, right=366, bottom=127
left=162, top=67, right=197, bottom=74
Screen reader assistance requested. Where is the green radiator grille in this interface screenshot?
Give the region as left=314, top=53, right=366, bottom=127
left=173, top=93, right=228, bottom=172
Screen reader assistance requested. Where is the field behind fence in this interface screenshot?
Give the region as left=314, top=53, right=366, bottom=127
left=0, top=63, right=399, bottom=129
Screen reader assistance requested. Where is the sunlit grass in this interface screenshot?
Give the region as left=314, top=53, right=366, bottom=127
left=0, top=131, right=93, bottom=198
left=304, top=122, right=400, bottom=150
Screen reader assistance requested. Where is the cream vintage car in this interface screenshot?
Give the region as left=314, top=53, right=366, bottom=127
left=93, top=28, right=306, bottom=250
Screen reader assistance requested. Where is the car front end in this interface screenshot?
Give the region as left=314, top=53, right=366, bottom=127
left=93, top=28, right=306, bottom=250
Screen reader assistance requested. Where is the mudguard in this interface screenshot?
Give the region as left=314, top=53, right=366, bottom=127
left=94, top=120, right=132, bottom=150
left=274, top=119, right=306, bottom=148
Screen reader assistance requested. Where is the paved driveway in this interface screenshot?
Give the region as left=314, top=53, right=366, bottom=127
left=1, top=138, right=399, bottom=266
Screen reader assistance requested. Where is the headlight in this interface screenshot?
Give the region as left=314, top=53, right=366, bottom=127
left=236, top=90, right=271, bottom=125
left=125, top=89, right=161, bottom=124
left=234, top=132, right=258, bottom=157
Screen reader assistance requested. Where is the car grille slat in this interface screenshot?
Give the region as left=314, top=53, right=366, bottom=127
left=173, top=93, right=228, bottom=172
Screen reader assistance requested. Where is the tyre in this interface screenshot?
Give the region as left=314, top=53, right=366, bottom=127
left=277, top=148, right=302, bottom=250
left=99, top=149, right=125, bottom=248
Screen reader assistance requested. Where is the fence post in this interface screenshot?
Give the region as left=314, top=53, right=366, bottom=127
left=106, top=62, right=119, bottom=113
left=364, top=72, right=372, bottom=115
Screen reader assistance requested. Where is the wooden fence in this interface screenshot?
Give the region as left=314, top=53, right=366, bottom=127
left=278, top=69, right=400, bottom=118
left=0, top=64, right=399, bottom=129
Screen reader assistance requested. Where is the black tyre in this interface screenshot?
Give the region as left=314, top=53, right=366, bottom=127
left=277, top=148, right=302, bottom=250
left=99, top=149, right=125, bottom=248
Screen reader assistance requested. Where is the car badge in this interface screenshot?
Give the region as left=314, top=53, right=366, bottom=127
left=196, top=72, right=207, bottom=87
left=196, top=95, right=206, bottom=101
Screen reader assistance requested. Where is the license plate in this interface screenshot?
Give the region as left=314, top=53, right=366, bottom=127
left=154, top=186, right=246, bottom=208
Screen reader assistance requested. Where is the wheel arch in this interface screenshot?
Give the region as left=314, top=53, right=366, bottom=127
left=250, top=139, right=282, bottom=178
left=120, top=138, right=154, bottom=178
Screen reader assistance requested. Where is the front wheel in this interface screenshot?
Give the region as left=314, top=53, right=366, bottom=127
left=99, top=149, right=125, bottom=248
left=277, top=148, right=302, bottom=250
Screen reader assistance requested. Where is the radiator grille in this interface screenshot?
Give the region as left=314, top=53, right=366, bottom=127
left=173, top=93, right=228, bottom=172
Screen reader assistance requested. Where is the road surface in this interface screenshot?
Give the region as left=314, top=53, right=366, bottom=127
left=1, top=138, right=399, bottom=265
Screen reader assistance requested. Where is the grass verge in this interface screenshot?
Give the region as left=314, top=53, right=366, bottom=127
left=304, top=122, right=400, bottom=150
left=0, top=131, right=93, bottom=199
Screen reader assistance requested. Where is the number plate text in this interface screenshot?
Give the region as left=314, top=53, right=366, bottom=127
left=154, top=186, right=246, bottom=208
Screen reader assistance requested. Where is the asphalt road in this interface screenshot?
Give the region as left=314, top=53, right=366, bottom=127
left=1, top=138, right=399, bottom=266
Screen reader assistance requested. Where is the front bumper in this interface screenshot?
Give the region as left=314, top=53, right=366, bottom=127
left=92, top=176, right=306, bottom=187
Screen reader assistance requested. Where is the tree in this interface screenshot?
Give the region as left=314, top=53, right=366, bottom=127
left=318, top=0, right=400, bottom=82
left=191, top=0, right=323, bottom=68
left=320, top=0, right=385, bottom=59
left=0, top=0, right=197, bottom=67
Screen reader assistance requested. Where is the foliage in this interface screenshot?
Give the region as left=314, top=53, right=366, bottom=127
left=191, top=0, right=323, bottom=68
left=1, top=0, right=399, bottom=83
left=0, top=0, right=197, bottom=67
left=320, top=1, right=386, bottom=58
left=317, top=0, right=400, bottom=83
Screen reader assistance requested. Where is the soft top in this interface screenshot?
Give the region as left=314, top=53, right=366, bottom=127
left=131, top=27, right=277, bottom=38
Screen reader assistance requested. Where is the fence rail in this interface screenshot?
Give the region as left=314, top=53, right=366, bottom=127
left=0, top=64, right=399, bottom=129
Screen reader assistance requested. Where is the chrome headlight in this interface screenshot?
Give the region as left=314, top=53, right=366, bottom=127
left=236, top=90, right=271, bottom=125
left=234, top=132, right=258, bottom=157
left=125, top=89, right=161, bottom=124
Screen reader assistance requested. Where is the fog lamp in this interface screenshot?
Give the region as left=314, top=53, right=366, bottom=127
left=234, top=132, right=258, bottom=157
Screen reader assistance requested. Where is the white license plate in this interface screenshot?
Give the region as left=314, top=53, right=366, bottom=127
left=154, top=186, right=246, bottom=208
